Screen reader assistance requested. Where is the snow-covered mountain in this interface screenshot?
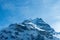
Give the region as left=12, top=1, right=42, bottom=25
left=0, top=18, right=60, bottom=40
left=22, top=18, right=55, bottom=33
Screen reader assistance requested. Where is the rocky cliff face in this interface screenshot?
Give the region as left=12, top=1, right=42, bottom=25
left=0, top=18, right=60, bottom=40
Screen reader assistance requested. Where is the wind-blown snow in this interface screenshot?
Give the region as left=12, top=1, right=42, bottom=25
left=28, top=22, right=45, bottom=31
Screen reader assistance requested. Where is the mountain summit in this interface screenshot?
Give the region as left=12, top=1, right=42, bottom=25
left=0, top=18, right=60, bottom=40
left=32, top=18, right=46, bottom=24
left=22, top=18, right=46, bottom=24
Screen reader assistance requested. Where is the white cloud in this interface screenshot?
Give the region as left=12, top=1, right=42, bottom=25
left=52, top=22, right=60, bottom=32
left=54, top=16, right=60, bottom=20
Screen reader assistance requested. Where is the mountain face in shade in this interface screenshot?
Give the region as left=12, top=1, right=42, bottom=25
left=0, top=18, right=60, bottom=40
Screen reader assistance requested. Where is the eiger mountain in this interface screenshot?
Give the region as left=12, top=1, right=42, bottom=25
left=0, top=18, right=60, bottom=40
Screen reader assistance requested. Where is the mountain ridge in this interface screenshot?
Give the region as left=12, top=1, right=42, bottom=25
left=0, top=18, right=60, bottom=40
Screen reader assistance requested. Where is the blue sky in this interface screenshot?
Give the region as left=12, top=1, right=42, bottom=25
left=0, top=0, right=60, bottom=32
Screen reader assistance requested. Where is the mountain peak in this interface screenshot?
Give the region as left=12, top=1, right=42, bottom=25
left=22, top=18, right=46, bottom=25
left=32, top=18, right=46, bottom=24
left=34, top=18, right=44, bottom=22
